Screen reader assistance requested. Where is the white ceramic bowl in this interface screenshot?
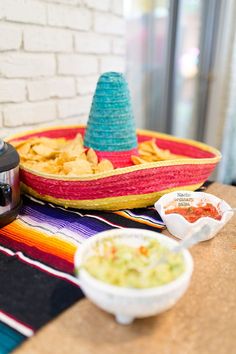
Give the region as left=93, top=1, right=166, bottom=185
left=155, top=191, right=233, bottom=241
left=74, top=228, right=193, bottom=325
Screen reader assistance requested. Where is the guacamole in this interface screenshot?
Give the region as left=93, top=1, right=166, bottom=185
left=81, top=237, right=185, bottom=289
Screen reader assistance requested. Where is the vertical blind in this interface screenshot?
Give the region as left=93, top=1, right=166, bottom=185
left=125, top=0, right=221, bottom=141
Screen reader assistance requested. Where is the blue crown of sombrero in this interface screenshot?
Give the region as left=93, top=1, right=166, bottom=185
left=84, top=72, right=138, bottom=152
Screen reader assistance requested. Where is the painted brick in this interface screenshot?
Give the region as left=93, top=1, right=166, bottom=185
left=0, top=53, right=55, bottom=78
left=76, top=75, right=98, bottom=94
left=94, top=12, right=125, bottom=35
left=57, top=95, right=92, bottom=117
left=48, top=4, right=92, bottom=30
left=83, top=0, right=111, bottom=11
left=49, top=115, right=87, bottom=127
left=100, top=56, right=125, bottom=73
left=112, top=37, right=125, bottom=55
left=4, top=101, right=57, bottom=126
left=44, top=0, right=80, bottom=4
left=24, top=27, right=73, bottom=52
left=58, top=55, right=98, bottom=75
left=0, top=79, right=26, bottom=103
left=27, top=77, right=76, bottom=101
left=0, top=2, right=5, bottom=19
left=0, top=0, right=125, bottom=134
left=0, top=111, right=3, bottom=127
left=75, top=32, right=110, bottom=54
left=112, top=0, right=123, bottom=15
left=4, top=0, right=46, bottom=25
left=0, top=24, right=22, bottom=51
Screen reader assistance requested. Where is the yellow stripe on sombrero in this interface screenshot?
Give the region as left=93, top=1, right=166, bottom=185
left=19, top=156, right=219, bottom=181
left=22, top=183, right=203, bottom=211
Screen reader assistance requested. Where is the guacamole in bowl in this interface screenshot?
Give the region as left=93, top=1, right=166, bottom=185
left=74, top=229, right=193, bottom=325
left=82, top=237, right=185, bottom=289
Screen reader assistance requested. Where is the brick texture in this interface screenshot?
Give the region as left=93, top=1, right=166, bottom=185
left=83, top=0, right=111, bottom=12
left=94, top=12, right=125, bottom=35
left=0, top=53, right=55, bottom=78
left=27, top=78, right=76, bottom=101
left=4, top=101, right=57, bottom=126
left=0, top=111, right=3, bottom=127
left=57, top=95, right=92, bottom=117
left=75, top=32, right=110, bottom=54
left=4, top=0, right=47, bottom=25
left=0, top=79, right=26, bottom=103
left=100, top=55, right=125, bottom=73
left=47, top=4, right=92, bottom=30
left=0, top=0, right=125, bottom=138
left=76, top=75, right=98, bottom=94
left=24, top=27, right=73, bottom=52
left=0, top=24, right=22, bottom=51
left=58, top=54, right=98, bottom=75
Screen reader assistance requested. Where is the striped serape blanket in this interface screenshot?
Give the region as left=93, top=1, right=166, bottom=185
left=0, top=194, right=165, bottom=353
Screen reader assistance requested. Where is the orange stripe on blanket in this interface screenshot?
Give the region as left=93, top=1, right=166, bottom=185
left=1, top=220, right=77, bottom=264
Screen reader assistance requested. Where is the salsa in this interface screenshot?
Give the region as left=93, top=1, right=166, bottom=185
left=81, top=238, right=185, bottom=289
left=165, top=203, right=222, bottom=223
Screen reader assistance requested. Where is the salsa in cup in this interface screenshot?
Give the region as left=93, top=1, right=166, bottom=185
left=165, top=202, right=222, bottom=223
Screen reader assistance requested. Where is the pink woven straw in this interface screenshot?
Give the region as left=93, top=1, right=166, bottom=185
left=20, top=163, right=215, bottom=201
left=95, top=148, right=138, bottom=168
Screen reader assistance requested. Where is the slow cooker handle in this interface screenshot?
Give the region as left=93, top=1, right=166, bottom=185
left=0, top=183, right=12, bottom=207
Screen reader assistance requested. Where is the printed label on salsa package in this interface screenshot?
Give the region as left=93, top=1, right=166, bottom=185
left=175, top=192, right=194, bottom=207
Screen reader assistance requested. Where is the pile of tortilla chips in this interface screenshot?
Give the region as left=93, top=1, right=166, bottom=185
left=12, top=134, right=114, bottom=176
left=12, top=135, right=182, bottom=177
left=131, top=139, right=182, bottom=165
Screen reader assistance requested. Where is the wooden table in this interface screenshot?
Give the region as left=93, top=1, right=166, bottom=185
left=15, top=183, right=236, bottom=354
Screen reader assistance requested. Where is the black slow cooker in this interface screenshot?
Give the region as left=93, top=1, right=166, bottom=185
left=0, top=139, right=21, bottom=227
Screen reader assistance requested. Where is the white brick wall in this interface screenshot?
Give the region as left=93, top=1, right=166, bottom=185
left=0, top=24, right=22, bottom=50
left=57, top=54, right=98, bottom=75
left=4, top=101, right=57, bottom=126
left=24, top=27, right=73, bottom=52
left=75, top=32, right=110, bottom=54
left=94, top=12, right=125, bottom=35
left=3, top=0, right=47, bottom=25
left=0, top=53, right=56, bottom=77
left=76, top=75, right=97, bottom=94
left=0, top=79, right=26, bottom=102
left=0, top=0, right=125, bottom=139
left=47, top=4, right=92, bottom=30
left=27, top=77, right=76, bottom=101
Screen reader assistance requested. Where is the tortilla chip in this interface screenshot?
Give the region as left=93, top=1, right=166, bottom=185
left=131, top=155, right=149, bottom=165
left=17, top=142, right=31, bottom=156
left=63, top=159, right=93, bottom=175
left=32, top=144, right=57, bottom=158
left=87, top=148, right=98, bottom=165
left=96, top=159, right=114, bottom=173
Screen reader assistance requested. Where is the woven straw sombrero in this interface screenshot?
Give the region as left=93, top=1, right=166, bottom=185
left=7, top=125, right=221, bottom=211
